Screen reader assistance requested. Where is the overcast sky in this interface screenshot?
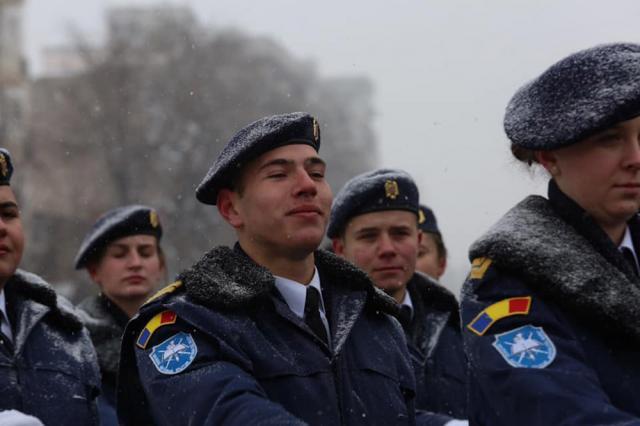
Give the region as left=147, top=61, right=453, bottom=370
left=23, top=0, right=640, bottom=293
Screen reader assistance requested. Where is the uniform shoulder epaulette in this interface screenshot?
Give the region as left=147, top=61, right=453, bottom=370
left=467, top=296, right=532, bottom=336
left=469, top=257, right=493, bottom=280
left=144, top=280, right=184, bottom=305
left=137, top=310, right=178, bottom=349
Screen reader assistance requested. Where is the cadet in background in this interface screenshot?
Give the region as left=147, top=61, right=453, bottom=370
left=416, top=205, right=447, bottom=281
left=329, top=169, right=468, bottom=426
left=75, top=205, right=166, bottom=425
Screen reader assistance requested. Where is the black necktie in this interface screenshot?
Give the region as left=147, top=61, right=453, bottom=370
left=304, top=286, right=329, bottom=345
left=398, top=305, right=412, bottom=332
left=621, top=247, right=639, bottom=277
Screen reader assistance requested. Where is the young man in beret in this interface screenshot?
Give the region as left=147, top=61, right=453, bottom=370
left=416, top=205, right=448, bottom=281
left=0, top=149, right=100, bottom=425
left=117, top=112, right=420, bottom=425
left=329, top=169, right=468, bottom=426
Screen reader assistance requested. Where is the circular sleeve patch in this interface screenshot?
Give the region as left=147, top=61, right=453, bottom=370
left=492, top=325, right=556, bottom=369
left=149, top=332, right=198, bottom=375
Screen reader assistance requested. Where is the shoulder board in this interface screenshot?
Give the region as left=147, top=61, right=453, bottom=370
left=469, top=257, right=493, bottom=280
left=467, top=296, right=531, bottom=336
left=145, top=280, right=184, bottom=305
left=137, top=310, right=178, bottom=349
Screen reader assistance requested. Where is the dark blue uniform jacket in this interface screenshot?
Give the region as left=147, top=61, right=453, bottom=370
left=461, top=181, right=640, bottom=425
left=0, top=270, right=100, bottom=425
left=78, top=294, right=129, bottom=426
left=404, top=273, right=467, bottom=421
left=118, top=246, right=418, bottom=425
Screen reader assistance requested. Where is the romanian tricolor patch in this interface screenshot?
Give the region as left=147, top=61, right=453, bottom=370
left=137, top=310, right=178, bottom=349
left=467, top=297, right=532, bottom=336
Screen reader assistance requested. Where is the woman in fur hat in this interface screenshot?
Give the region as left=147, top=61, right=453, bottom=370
left=461, top=43, right=640, bottom=425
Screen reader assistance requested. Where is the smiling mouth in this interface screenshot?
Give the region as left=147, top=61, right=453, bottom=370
left=287, top=207, right=322, bottom=216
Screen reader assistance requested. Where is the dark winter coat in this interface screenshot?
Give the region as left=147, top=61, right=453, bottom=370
left=78, top=294, right=129, bottom=426
left=118, top=246, right=418, bottom=426
left=404, top=273, right=467, bottom=421
left=0, top=270, right=100, bottom=425
left=461, top=181, right=640, bottom=425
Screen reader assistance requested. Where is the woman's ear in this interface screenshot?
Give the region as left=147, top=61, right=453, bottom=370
left=534, top=150, right=561, bottom=176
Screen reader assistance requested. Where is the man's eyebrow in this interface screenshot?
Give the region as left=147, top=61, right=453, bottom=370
left=258, top=158, right=292, bottom=171
left=354, top=226, right=380, bottom=234
left=305, top=157, right=326, bottom=167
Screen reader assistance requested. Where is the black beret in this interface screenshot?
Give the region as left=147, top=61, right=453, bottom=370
left=418, top=204, right=441, bottom=235
left=505, top=43, right=640, bottom=150
left=74, top=205, right=162, bottom=269
left=327, top=169, right=419, bottom=239
left=0, top=148, right=14, bottom=186
left=196, top=112, right=321, bottom=205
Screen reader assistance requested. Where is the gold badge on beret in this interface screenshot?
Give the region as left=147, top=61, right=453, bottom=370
left=385, top=180, right=399, bottom=200
left=313, top=118, right=320, bottom=143
left=418, top=208, right=426, bottom=224
left=0, top=154, right=7, bottom=178
left=150, top=210, right=159, bottom=228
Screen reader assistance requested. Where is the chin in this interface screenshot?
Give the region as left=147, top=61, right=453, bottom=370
left=375, top=279, right=405, bottom=293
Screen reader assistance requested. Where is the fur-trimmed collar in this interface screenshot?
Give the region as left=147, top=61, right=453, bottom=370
left=8, top=270, right=83, bottom=333
left=178, top=245, right=399, bottom=317
left=468, top=195, right=640, bottom=340
left=77, top=295, right=127, bottom=378
left=408, top=272, right=459, bottom=320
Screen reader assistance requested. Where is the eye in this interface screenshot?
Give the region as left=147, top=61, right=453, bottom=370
left=0, top=208, right=18, bottom=220
left=139, top=246, right=155, bottom=258
left=267, top=171, right=287, bottom=179
left=356, top=232, right=377, bottom=241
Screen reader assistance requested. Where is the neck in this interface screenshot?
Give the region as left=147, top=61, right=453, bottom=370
left=237, top=240, right=316, bottom=284
left=389, top=286, right=406, bottom=304
left=111, top=296, right=147, bottom=318
left=599, top=221, right=627, bottom=247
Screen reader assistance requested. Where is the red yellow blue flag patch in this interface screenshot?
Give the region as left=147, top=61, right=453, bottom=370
left=137, top=310, right=178, bottom=349
left=467, top=297, right=532, bottom=336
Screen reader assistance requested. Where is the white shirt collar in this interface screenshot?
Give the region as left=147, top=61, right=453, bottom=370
left=619, top=226, right=639, bottom=270
left=274, top=268, right=325, bottom=319
left=400, top=289, right=414, bottom=318
left=0, top=289, right=12, bottom=341
left=619, top=226, right=635, bottom=252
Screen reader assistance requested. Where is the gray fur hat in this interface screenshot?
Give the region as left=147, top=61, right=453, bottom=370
left=505, top=43, right=640, bottom=150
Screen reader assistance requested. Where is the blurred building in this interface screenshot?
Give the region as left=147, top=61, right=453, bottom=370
left=0, top=0, right=27, bottom=156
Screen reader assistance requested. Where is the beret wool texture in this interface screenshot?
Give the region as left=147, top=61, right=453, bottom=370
left=74, top=205, right=162, bottom=269
left=327, top=168, right=419, bottom=239
left=504, top=43, right=640, bottom=150
left=196, top=112, right=320, bottom=205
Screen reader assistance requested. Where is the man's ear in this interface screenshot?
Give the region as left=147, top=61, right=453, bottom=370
left=217, top=189, right=243, bottom=229
left=437, top=254, right=447, bottom=279
left=535, top=150, right=561, bottom=176
left=332, top=237, right=345, bottom=257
